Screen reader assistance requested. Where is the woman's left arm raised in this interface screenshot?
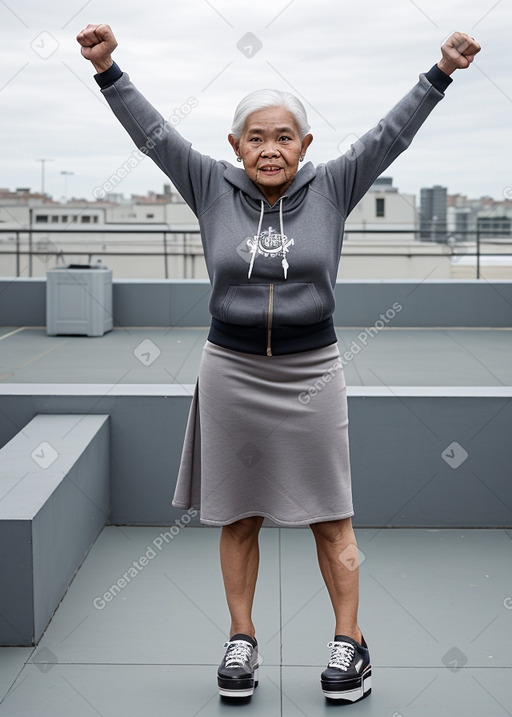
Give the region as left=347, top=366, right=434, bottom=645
left=324, top=32, right=481, bottom=217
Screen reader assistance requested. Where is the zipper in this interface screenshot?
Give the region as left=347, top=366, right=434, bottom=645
left=266, top=283, right=274, bottom=356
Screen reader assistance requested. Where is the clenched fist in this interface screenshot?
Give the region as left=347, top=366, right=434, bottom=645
left=77, top=24, right=118, bottom=73
left=438, top=32, right=481, bottom=75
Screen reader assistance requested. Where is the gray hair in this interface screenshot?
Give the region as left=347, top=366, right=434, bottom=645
left=230, top=88, right=310, bottom=140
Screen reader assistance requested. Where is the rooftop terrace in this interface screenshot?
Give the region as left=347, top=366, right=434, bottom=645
left=0, top=277, right=511, bottom=716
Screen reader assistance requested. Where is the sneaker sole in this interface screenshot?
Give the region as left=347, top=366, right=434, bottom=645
left=322, top=670, right=372, bottom=702
left=218, top=667, right=259, bottom=698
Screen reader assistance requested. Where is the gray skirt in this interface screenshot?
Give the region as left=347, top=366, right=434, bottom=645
left=172, top=340, right=354, bottom=526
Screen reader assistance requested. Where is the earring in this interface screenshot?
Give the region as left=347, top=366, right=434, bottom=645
left=236, top=156, right=242, bottom=162
left=299, top=156, right=304, bottom=162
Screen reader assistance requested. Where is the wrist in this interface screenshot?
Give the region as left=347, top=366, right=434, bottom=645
left=92, top=57, right=113, bottom=74
left=94, top=61, right=123, bottom=89
left=437, top=58, right=457, bottom=76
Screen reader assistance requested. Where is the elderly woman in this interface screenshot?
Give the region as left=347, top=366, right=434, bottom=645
left=77, top=25, right=480, bottom=703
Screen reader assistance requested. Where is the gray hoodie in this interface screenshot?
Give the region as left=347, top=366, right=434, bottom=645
left=98, top=64, right=450, bottom=355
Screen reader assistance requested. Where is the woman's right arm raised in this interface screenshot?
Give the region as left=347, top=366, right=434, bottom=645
left=76, top=24, right=219, bottom=217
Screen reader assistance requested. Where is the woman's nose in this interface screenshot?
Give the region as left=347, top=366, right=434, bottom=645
left=261, top=144, right=279, bottom=156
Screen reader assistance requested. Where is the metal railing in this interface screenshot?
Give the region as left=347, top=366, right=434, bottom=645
left=1, top=227, right=511, bottom=279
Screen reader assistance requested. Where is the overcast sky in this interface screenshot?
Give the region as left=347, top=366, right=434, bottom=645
left=1, top=0, right=510, bottom=205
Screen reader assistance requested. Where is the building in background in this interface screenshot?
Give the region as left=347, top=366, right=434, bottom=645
left=2, top=181, right=511, bottom=280
left=2, top=177, right=425, bottom=278
left=0, top=184, right=196, bottom=228
left=346, top=176, right=418, bottom=241
left=445, top=193, right=512, bottom=278
left=447, top=193, right=512, bottom=240
left=420, top=185, right=448, bottom=241
left=341, top=176, right=452, bottom=278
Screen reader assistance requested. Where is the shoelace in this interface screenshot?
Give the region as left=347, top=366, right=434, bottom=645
left=327, top=641, right=355, bottom=671
left=223, top=640, right=253, bottom=667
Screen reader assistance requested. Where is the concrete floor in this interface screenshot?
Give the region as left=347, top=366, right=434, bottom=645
left=0, top=527, right=511, bottom=716
left=1, top=325, right=511, bottom=715
left=1, top=326, right=511, bottom=386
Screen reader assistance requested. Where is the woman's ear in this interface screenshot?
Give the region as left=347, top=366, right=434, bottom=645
left=228, top=134, right=239, bottom=158
left=301, top=133, right=313, bottom=155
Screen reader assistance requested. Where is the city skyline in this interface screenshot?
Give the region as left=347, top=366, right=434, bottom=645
left=2, top=182, right=511, bottom=206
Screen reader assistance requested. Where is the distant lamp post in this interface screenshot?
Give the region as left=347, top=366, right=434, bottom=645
left=36, top=158, right=53, bottom=196
left=61, top=171, right=74, bottom=199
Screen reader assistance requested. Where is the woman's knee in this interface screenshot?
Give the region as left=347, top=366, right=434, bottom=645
left=222, top=515, right=264, bottom=542
left=309, top=517, right=355, bottom=544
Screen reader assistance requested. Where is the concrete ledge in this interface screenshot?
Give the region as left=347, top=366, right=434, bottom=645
left=2, top=384, right=512, bottom=398
left=0, top=389, right=510, bottom=530
left=0, top=414, right=109, bottom=645
left=0, top=278, right=511, bottom=327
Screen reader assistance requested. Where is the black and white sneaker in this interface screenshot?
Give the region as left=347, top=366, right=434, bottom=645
left=217, top=634, right=260, bottom=698
left=320, top=634, right=372, bottom=702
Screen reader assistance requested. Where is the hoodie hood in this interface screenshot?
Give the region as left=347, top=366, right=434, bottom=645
left=221, top=160, right=317, bottom=211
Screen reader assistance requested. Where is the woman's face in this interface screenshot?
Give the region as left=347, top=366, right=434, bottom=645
left=228, top=106, right=312, bottom=206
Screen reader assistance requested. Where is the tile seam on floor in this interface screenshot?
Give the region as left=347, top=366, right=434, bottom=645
left=0, top=654, right=35, bottom=708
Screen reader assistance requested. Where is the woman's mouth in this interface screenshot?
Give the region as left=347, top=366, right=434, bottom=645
left=259, top=165, right=282, bottom=175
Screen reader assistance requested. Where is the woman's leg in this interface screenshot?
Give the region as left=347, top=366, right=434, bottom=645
left=220, top=516, right=264, bottom=638
left=309, top=517, right=362, bottom=643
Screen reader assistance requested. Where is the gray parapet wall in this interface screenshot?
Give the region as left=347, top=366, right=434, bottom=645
left=0, top=278, right=511, bottom=328
left=0, top=387, right=510, bottom=530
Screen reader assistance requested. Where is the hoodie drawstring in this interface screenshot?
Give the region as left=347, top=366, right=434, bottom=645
left=248, top=197, right=291, bottom=280
left=278, top=197, right=291, bottom=280
left=248, top=200, right=265, bottom=279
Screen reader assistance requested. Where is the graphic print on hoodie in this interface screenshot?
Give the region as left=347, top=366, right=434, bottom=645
left=245, top=199, right=292, bottom=279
